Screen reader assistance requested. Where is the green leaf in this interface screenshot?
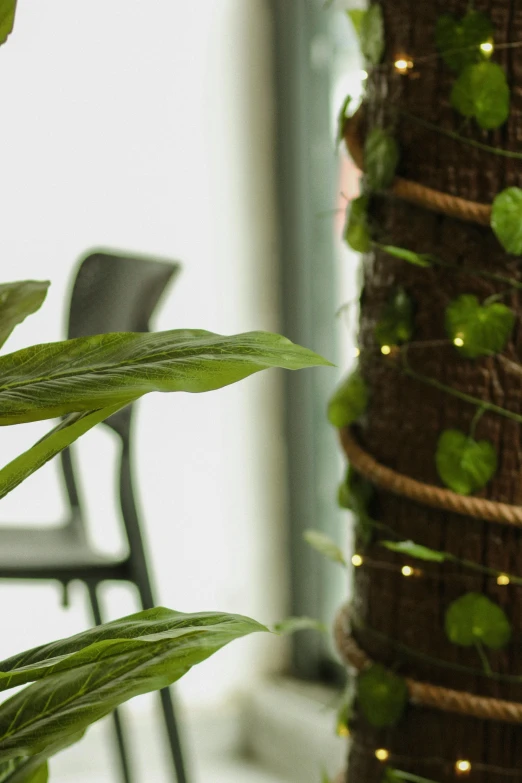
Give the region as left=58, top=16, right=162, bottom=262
left=0, top=282, right=50, bottom=350
left=445, top=294, right=515, bottom=358
left=336, top=687, right=354, bottom=737
left=360, top=4, right=384, bottom=66
left=435, top=429, right=497, bottom=495
left=0, top=0, right=16, bottom=46
left=381, top=540, right=447, bottom=563
left=378, top=244, right=432, bottom=268
left=273, top=617, right=327, bottom=635
left=321, top=771, right=332, bottom=783
left=344, top=195, right=371, bottom=253
left=0, top=330, right=332, bottom=426
left=364, top=129, right=399, bottom=191
left=451, top=62, right=509, bottom=130
left=357, top=664, right=408, bottom=728
left=385, top=770, right=440, bottom=783
left=445, top=592, right=511, bottom=650
left=0, top=608, right=266, bottom=760
left=14, top=763, right=48, bottom=783
left=304, top=530, right=347, bottom=567
left=491, top=187, right=522, bottom=255
left=337, top=95, right=352, bottom=147
left=435, top=11, right=494, bottom=73
left=0, top=402, right=135, bottom=501
left=344, top=467, right=375, bottom=546
left=347, top=9, right=365, bottom=38
left=375, top=287, right=414, bottom=347
left=327, top=370, right=368, bottom=428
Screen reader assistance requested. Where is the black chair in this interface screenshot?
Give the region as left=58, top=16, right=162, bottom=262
left=0, top=250, right=189, bottom=783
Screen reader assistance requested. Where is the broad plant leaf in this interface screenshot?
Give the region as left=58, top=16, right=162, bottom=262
left=360, top=4, right=384, bottom=66
left=436, top=11, right=494, bottom=73
left=357, top=664, right=407, bottom=728
left=445, top=294, right=514, bottom=358
left=364, top=128, right=399, bottom=191
left=337, top=94, right=352, bottom=147
left=327, top=370, right=368, bottom=428
left=304, top=530, right=347, bottom=567
left=0, top=608, right=266, bottom=760
left=0, top=0, right=16, bottom=46
left=435, top=429, right=497, bottom=495
left=0, top=281, right=50, bottom=350
left=0, top=402, right=135, bottom=501
left=491, top=187, right=522, bottom=255
left=0, top=330, right=332, bottom=425
left=379, top=244, right=432, bottom=268
left=445, top=592, right=511, bottom=650
left=346, top=9, right=365, bottom=38
left=344, top=196, right=371, bottom=253
left=381, top=540, right=447, bottom=563
left=451, top=61, right=509, bottom=130
left=8, top=762, right=48, bottom=783
left=273, top=617, right=327, bottom=635
left=374, top=287, right=414, bottom=347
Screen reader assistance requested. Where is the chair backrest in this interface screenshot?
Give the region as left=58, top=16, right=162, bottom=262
left=61, top=250, right=180, bottom=519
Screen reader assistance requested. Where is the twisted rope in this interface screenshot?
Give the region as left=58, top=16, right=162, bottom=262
left=335, top=605, right=522, bottom=723
left=344, top=109, right=491, bottom=226
left=340, top=427, right=522, bottom=528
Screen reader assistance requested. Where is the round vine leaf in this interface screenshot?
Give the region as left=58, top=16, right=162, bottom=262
left=435, top=11, right=494, bottom=73
left=357, top=664, right=408, bottom=728
left=344, top=195, right=371, bottom=253
left=451, top=62, right=510, bottom=130
left=381, top=540, right=447, bottom=563
left=364, top=128, right=399, bottom=192
left=491, top=187, right=522, bottom=255
left=445, top=294, right=515, bottom=358
left=379, top=244, right=432, bottom=268
left=375, top=287, right=414, bottom=347
left=445, top=592, right=512, bottom=650
left=360, top=4, right=384, bottom=66
left=327, top=370, right=368, bottom=428
left=435, top=429, right=497, bottom=496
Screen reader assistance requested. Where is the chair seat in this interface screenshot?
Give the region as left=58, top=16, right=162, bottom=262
left=0, top=525, right=129, bottom=580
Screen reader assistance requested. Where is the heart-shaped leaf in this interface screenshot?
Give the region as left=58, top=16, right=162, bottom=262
left=0, top=281, right=50, bottom=351
left=445, top=592, right=511, bottom=650
left=357, top=664, right=408, bottom=728
left=491, top=187, right=522, bottom=255
left=344, top=196, right=371, bottom=253
left=436, top=10, right=494, bottom=73
left=360, top=4, right=384, bottom=66
left=304, top=530, right=347, bottom=567
left=379, top=244, right=432, bottom=268
left=381, top=540, right=447, bottom=563
left=364, top=128, right=399, bottom=191
left=451, top=61, right=509, bottom=130
left=327, top=370, right=368, bottom=428
left=435, top=429, right=497, bottom=495
left=445, top=294, right=515, bottom=358
left=375, top=287, right=414, bottom=347
left=0, top=0, right=16, bottom=46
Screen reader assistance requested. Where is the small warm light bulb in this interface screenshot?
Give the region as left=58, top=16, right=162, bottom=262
left=337, top=724, right=350, bottom=738
left=360, top=69, right=368, bottom=80
left=497, top=574, right=511, bottom=586
left=394, top=58, right=414, bottom=74
left=375, top=749, right=390, bottom=762
left=453, top=336, right=465, bottom=347
left=353, top=347, right=361, bottom=358
left=381, top=345, right=392, bottom=355
left=352, top=554, right=364, bottom=567
left=480, top=40, right=494, bottom=55
left=401, top=565, right=414, bottom=577
left=455, top=760, right=472, bottom=775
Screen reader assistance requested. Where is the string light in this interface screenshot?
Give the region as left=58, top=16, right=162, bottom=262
left=353, top=347, right=361, bottom=358
left=360, top=69, right=368, bottom=80
left=401, top=565, right=414, bottom=577
left=375, top=749, right=390, bottom=762
left=480, top=40, right=494, bottom=56
left=455, top=760, right=472, bottom=775
left=453, top=336, right=465, bottom=347
left=497, top=574, right=510, bottom=586
left=352, top=554, right=364, bottom=567
left=381, top=344, right=392, bottom=355
left=394, top=57, right=414, bottom=74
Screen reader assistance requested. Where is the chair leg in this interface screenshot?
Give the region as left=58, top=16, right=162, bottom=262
left=86, top=582, right=134, bottom=783
left=138, top=584, right=189, bottom=783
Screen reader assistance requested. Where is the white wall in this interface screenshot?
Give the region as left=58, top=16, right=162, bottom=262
left=0, top=0, right=288, bottom=710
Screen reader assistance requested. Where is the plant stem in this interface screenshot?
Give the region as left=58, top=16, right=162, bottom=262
left=389, top=771, right=441, bottom=783
left=475, top=641, right=493, bottom=676
left=469, top=405, right=486, bottom=438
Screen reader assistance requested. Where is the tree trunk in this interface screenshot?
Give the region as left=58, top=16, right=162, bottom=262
left=344, top=0, right=522, bottom=781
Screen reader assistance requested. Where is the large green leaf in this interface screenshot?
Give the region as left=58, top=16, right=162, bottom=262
left=451, top=61, right=509, bottom=130
left=0, top=608, right=266, bottom=760
left=360, top=4, right=384, bottom=66
left=357, top=664, right=407, bottom=728
left=0, top=0, right=16, bottom=46
left=0, top=330, right=331, bottom=425
left=435, top=429, right=497, bottom=495
left=375, top=287, right=414, bottom=347
left=327, top=370, right=368, bottom=428
left=435, top=10, right=494, bottom=73
left=0, top=402, right=135, bottom=501
left=344, top=196, right=371, bottom=253
left=491, top=187, right=522, bottom=255
left=0, top=282, right=50, bottom=351
left=445, top=592, right=511, bottom=650
left=445, top=294, right=515, bottom=358
left=364, top=128, right=399, bottom=192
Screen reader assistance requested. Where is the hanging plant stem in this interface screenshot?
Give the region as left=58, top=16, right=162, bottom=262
left=475, top=641, right=493, bottom=675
